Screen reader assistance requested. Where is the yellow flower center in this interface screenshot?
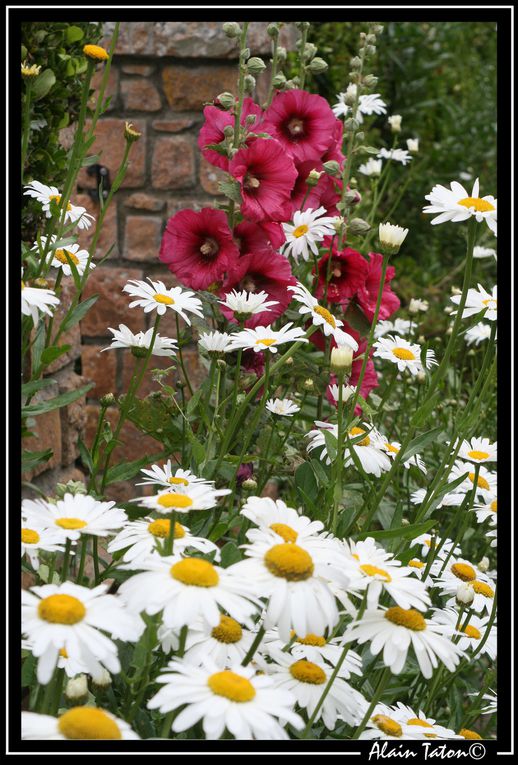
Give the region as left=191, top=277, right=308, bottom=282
left=451, top=562, right=477, bottom=582
left=467, top=449, right=490, bottom=461
left=289, top=659, right=326, bottom=685
left=170, top=558, right=219, bottom=587
left=55, top=248, right=79, bottom=266
left=468, top=473, right=490, bottom=490
left=295, top=633, right=327, bottom=647
left=147, top=519, right=185, bottom=539
left=49, top=194, right=71, bottom=211
left=409, top=559, right=425, bottom=569
left=58, top=707, right=121, bottom=740
left=207, top=670, right=256, bottom=702
left=372, top=714, right=402, bottom=738
left=255, top=338, right=277, bottom=347
left=385, top=443, right=400, bottom=454
left=59, top=648, right=68, bottom=658
left=168, top=476, right=189, bottom=485
left=211, top=615, right=243, bottom=644
left=349, top=426, right=370, bottom=446
left=457, top=197, right=495, bottom=213
left=83, top=44, right=110, bottom=62
left=55, top=517, right=88, bottom=530
left=490, top=499, right=497, bottom=513
left=360, top=563, right=392, bottom=582
left=384, top=606, right=426, bottom=631
left=22, top=528, right=40, bottom=545
left=38, top=594, right=86, bottom=625
left=293, top=224, right=309, bottom=238
left=459, top=728, right=482, bottom=740
left=154, top=293, right=175, bottom=305
left=472, top=580, right=494, bottom=598
left=482, top=298, right=497, bottom=307
left=392, top=347, right=416, bottom=361
left=269, top=522, right=298, bottom=543
left=462, top=624, right=482, bottom=640
left=156, top=493, right=193, bottom=510
left=407, top=718, right=436, bottom=737
left=313, top=305, right=336, bottom=328
left=264, top=543, right=314, bottom=581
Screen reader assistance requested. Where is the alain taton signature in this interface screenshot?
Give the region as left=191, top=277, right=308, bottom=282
left=367, top=741, right=487, bottom=761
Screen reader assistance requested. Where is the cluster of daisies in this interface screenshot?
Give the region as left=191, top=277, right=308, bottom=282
left=21, top=450, right=496, bottom=741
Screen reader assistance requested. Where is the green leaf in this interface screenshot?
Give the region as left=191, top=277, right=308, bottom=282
left=412, top=392, right=441, bottom=426
left=22, top=448, right=53, bottom=472
left=81, top=154, right=101, bottom=167
left=220, top=542, right=242, bottom=567
left=77, top=437, right=94, bottom=473
left=323, top=430, right=338, bottom=461
left=399, top=426, right=443, bottom=463
left=218, top=179, right=242, bottom=204
left=21, top=378, right=56, bottom=398
left=32, top=69, right=56, bottom=100
left=354, top=519, right=436, bottom=542
left=59, top=295, right=98, bottom=335
left=40, top=344, right=71, bottom=367
left=295, top=462, right=318, bottom=504
left=22, top=382, right=94, bottom=416
left=105, top=455, right=163, bottom=486
left=66, top=25, right=84, bottom=43
left=22, top=654, right=37, bottom=687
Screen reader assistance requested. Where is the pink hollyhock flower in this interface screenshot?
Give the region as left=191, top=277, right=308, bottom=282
left=322, top=120, right=346, bottom=167
left=198, top=98, right=263, bottom=171
left=159, top=208, right=240, bottom=291
left=290, top=160, right=343, bottom=218
left=356, top=252, right=400, bottom=322
left=228, top=138, right=297, bottom=223
left=260, top=89, right=339, bottom=163
left=315, top=243, right=369, bottom=306
left=221, top=242, right=296, bottom=328
left=233, top=221, right=284, bottom=257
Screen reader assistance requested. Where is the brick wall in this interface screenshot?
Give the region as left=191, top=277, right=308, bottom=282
left=23, top=22, right=297, bottom=502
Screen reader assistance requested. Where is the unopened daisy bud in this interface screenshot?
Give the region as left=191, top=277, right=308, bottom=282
left=388, top=114, right=402, bottom=132
left=267, top=22, right=280, bottom=38
left=223, top=22, right=241, bottom=38
left=91, top=668, right=112, bottom=690
left=418, top=335, right=425, bottom=344
left=65, top=675, right=88, bottom=703
left=444, top=306, right=454, bottom=315
left=363, top=74, right=378, bottom=88
left=349, top=217, right=371, bottom=235
left=216, top=359, right=227, bottom=370
left=330, top=345, right=353, bottom=374
left=407, top=138, right=419, bottom=153
left=217, top=93, right=236, bottom=111
left=247, top=57, right=266, bottom=75
left=477, top=556, right=490, bottom=573
left=284, top=356, right=294, bottom=366
left=417, top=371, right=426, bottom=383
left=244, top=74, right=256, bottom=94
left=333, top=217, right=345, bottom=235
left=272, top=72, right=287, bottom=88
left=33, top=277, right=49, bottom=288
left=451, top=286, right=462, bottom=295
left=456, top=582, right=475, bottom=606
left=323, top=160, right=341, bottom=177
left=21, top=61, right=41, bottom=78
left=124, top=122, right=141, bottom=143
left=295, top=21, right=311, bottom=31
left=83, top=44, right=109, bottom=62
left=277, top=46, right=287, bottom=62
left=446, top=327, right=453, bottom=335
left=378, top=221, right=409, bottom=254
left=401, top=518, right=410, bottom=526
left=100, top=392, right=116, bottom=407
left=306, top=57, right=328, bottom=74
left=303, top=378, right=315, bottom=391
left=306, top=169, right=323, bottom=186
left=467, top=349, right=476, bottom=357
left=409, top=298, right=429, bottom=314
left=242, top=478, right=258, bottom=491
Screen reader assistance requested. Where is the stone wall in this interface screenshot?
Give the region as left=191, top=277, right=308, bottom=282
left=24, top=21, right=297, bottom=502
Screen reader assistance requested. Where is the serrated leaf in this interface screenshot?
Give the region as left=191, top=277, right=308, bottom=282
left=218, top=179, right=242, bottom=204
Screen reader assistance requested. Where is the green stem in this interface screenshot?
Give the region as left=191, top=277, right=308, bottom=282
left=351, top=666, right=392, bottom=739
left=241, top=625, right=266, bottom=666
left=21, top=80, right=33, bottom=179
left=60, top=539, right=72, bottom=583
left=75, top=536, right=88, bottom=584
left=331, top=373, right=345, bottom=533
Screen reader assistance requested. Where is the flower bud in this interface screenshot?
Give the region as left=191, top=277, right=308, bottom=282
left=350, top=56, right=362, bottom=70
left=284, top=356, right=294, bottom=366
left=21, top=61, right=42, bottom=78
left=244, top=74, right=256, bottom=94
left=303, top=42, right=318, bottom=60
left=366, top=33, right=377, bottom=45
left=356, top=131, right=365, bottom=142
left=277, top=46, right=287, bottom=62
left=418, top=335, right=425, bottom=344
left=65, top=675, right=88, bottom=704
left=247, top=57, right=266, bottom=75
left=378, top=221, right=409, bottom=254
left=407, top=138, right=419, bottom=153
left=100, top=392, right=116, bottom=407
left=55, top=481, right=87, bottom=500
left=272, top=72, right=287, bottom=88
left=388, top=114, right=402, bottom=133
left=216, top=358, right=227, bottom=370
left=446, top=327, right=453, bottom=335
left=417, top=371, right=426, bottom=383
left=322, top=160, right=340, bottom=177
left=306, top=57, right=328, bottom=74
left=349, top=217, right=371, bottom=235
left=267, top=22, right=280, bottom=38
left=242, top=478, right=258, bottom=491
left=295, top=21, right=311, bottom=30
left=306, top=169, right=323, bottom=186
left=478, top=556, right=490, bottom=573
left=365, top=45, right=377, bottom=57
left=217, top=92, right=236, bottom=111
left=363, top=74, right=378, bottom=88
left=344, top=117, right=360, bottom=132
left=91, top=668, right=112, bottom=690
left=401, top=518, right=410, bottom=526
left=330, top=346, right=353, bottom=374
left=33, top=278, right=49, bottom=288
left=124, top=122, right=141, bottom=143
left=333, top=217, right=345, bottom=235
left=223, top=22, right=242, bottom=38
left=456, top=582, right=475, bottom=606
left=303, top=378, right=315, bottom=391
left=451, top=286, right=462, bottom=295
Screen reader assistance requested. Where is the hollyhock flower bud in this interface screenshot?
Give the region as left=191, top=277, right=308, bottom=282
left=272, top=72, right=287, bottom=88
left=247, top=57, right=266, bottom=75
left=223, top=22, right=241, bottom=38
left=363, top=74, right=378, bottom=88
left=350, top=56, right=362, bottom=69
left=323, top=160, right=341, bottom=176
left=349, top=217, right=371, bottom=235
left=344, top=117, right=360, bottom=132
left=277, top=46, right=287, bottom=62
left=244, top=74, right=256, bottom=94
left=217, top=92, right=236, bottom=110
left=306, top=57, right=328, bottom=74
left=267, top=23, right=280, bottom=37
left=65, top=675, right=88, bottom=704
left=456, top=582, right=475, bottom=606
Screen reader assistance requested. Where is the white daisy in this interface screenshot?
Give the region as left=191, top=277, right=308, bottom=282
left=226, top=323, right=308, bottom=355
left=358, top=158, right=382, bottom=177
left=265, top=398, right=300, bottom=416
left=147, top=658, right=304, bottom=740
left=21, top=525, right=64, bottom=569
left=22, top=494, right=127, bottom=543
left=327, top=383, right=356, bottom=406
left=132, top=482, right=231, bottom=515
left=32, top=236, right=94, bottom=277
left=22, top=581, right=144, bottom=684
left=390, top=702, right=461, bottom=740
left=344, top=606, right=464, bottom=679
left=473, top=497, right=497, bottom=526
left=411, top=533, right=461, bottom=561
left=423, top=178, right=497, bottom=236
left=432, top=608, right=497, bottom=661
left=102, top=324, right=177, bottom=356
left=373, top=335, right=437, bottom=376
left=24, top=181, right=95, bottom=229
left=374, top=318, right=417, bottom=339
left=288, top=282, right=358, bottom=348
left=332, top=88, right=387, bottom=123
left=163, top=615, right=256, bottom=667
left=21, top=281, right=60, bottom=324
left=359, top=704, right=423, bottom=740
left=123, top=278, right=204, bottom=323
left=341, top=537, right=431, bottom=612
left=457, top=437, right=497, bottom=464
left=410, top=488, right=465, bottom=509
left=198, top=330, right=232, bottom=354
left=107, top=517, right=220, bottom=567
left=481, top=689, right=497, bottom=715
left=118, top=554, right=260, bottom=631
left=449, top=460, right=497, bottom=499
left=281, top=207, right=338, bottom=262
left=431, top=558, right=496, bottom=614
left=381, top=440, right=427, bottom=473
left=465, top=322, right=493, bottom=346
left=378, top=148, right=412, bottom=166
left=219, top=289, right=278, bottom=318
left=22, top=708, right=140, bottom=740
left=240, top=496, right=324, bottom=538
left=136, top=462, right=207, bottom=489
left=265, top=647, right=368, bottom=729
left=474, top=245, right=497, bottom=260
left=231, top=537, right=349, bottom=642
left=306, top=421, right=392, bottom=477
left=408, top=298, right=429, bottom=314
left=451, top=284, right=497, bottom=321
left=262, top=629, right=364, bottom=679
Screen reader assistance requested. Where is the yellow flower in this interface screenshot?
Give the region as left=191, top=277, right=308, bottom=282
left=21, top=61, right=41, bottom=78
left=83, top=44, right=109, bottom=62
